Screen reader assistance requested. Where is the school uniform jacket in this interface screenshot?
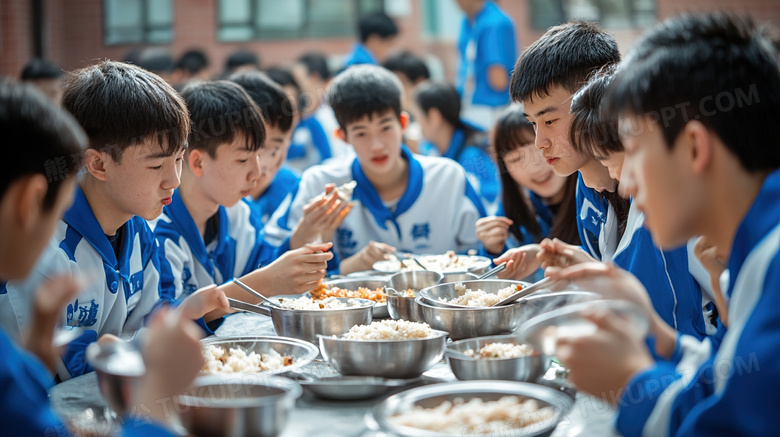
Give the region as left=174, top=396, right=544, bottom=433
left=575, top=174, right=708, bottom=339
left=443, top=122, right=500, bottom=211
left=149, top=190, right=279, bottom=301
left=616, top=169, right=780, bottom=436
left=0, top=186, right=175, bottom=379
left=264, top=147, right=486, bottom=272
left=246, top=167, right=301, bottom=226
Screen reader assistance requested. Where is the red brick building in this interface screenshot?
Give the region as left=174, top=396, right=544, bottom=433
left=2, top=0, right=779, bottom=80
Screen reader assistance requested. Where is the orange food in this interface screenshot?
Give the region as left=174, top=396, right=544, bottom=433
left=310, top=284, right=387, bottom=303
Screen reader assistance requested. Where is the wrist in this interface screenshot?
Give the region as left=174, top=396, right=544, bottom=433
left=650, top=314, right=677, bottom=359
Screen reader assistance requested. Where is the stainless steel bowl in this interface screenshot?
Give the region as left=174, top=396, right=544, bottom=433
left=201, top=336, right=319, bottom=374
left=445, top=334, right=549, bottom=382
left=386, top=271, right=443, bottom=323
left=255, top=297, right=375, bottom=344
left=440, top=272, right=478, bottom=283
left=177, top=374, right=301, bottom=437
left=373, top=381, right=573, bottom=437
left=417, top=282, right=601, bottom=340
left=318, top=330, right=448, bottom=379
left=416, top=280, right=529, bottom=340
left=298, top=375, right=420, bottom=401
left=386, top=288, right=425, bottom=322
left=86, top=340, right=145, bottom=413
left=321, top=278, right=390, bottom=318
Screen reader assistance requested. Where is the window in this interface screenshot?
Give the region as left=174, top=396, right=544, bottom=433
left=217, top=0, right=384, bottom=42
left=530, top=0, right=656, bottom=30
left=104, top=0, right=173, bottom=45
left=421, top=0, right=461, bottom=41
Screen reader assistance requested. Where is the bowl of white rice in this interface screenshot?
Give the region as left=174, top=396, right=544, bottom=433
left=445, top=334, right=549, bottom=382
left=372, top=380, right=573, bottom=437
left=373, top=251, right=491, bottom=274
left=260, top=297, right=375, bottom=344
left=200, top=336, right=318, bottom=375
left=318, top=320, right=448, bottom=379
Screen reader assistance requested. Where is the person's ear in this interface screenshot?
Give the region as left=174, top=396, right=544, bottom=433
left=83, top=149, right=109, bottom=182
left=684, top=121, right=712, bottom=175
left=16, top=174, right=48, bottom=231
left=335, top=128, right=347, bottom=142
left=188, top=149, right=205, bottom=178
left=400, top=111, right=409, bottom=130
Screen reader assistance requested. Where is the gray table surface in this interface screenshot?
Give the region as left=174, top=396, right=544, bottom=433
left=50, top=312, right=619, bottom=436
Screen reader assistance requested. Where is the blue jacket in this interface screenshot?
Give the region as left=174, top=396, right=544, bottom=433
left=456, top=1, right=517, bottom=107
left=443, top=122, right=500, bottom=209
left=616, top=169, right=780, bottom=436
left=247, top=167, right=301, bottom=226
left=341, top=43, right=377, bottom=71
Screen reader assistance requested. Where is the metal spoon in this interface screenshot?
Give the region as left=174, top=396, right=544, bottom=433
left=492, top=277, right=553, bottom=307
left=476, top=262, right=507, bottom=280
left=232, top=278, right=284, bottom=308
left=227, top=297, right=273, bottom=316
left=380, top=247, right=429, bottom=271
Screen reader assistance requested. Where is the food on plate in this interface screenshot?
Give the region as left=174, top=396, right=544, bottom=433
left=202, top=344, right=293, bottom=374
left=391, top=396, right=555, bottom=434
left=463, top=342, right=534, bottom=359
left=342, top=320, right=434, bottom=340
left=310, top=283, right=386, bottom=303
left=438, top=283, right=523, bottom=307
left=276, top=296, right=369, bottom=310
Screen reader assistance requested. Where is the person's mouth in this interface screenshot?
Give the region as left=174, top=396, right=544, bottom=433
left=532, top=173, right=553, bottom=185
left=240, top=189, right=252, bottom=197
left=544, top=156, right=560, bottom=166
left=372, top=155, right=389, bottom=165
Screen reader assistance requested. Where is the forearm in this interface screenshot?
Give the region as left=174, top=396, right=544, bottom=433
left=338, top=253, right=369, bottom=275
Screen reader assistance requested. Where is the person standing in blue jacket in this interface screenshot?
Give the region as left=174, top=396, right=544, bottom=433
left=455, top=0, right=517, bottom=130
left=549, top=13, right=780, bottom=436
left=0, top=80, right=223, bottom=437
left=413, top=80, right=501, bottom=213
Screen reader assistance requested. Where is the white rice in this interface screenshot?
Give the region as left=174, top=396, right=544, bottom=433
left=391, top=396, right=555, bottom=434
left=202, top=344, right=292, bottom=374
left=440, top=283, right=522, bottom=307
left=342, top=320, right=434, bottom=340
left=463, top=342, right=534, bottom=359
left=276, top=296, right=367, bottom=310
left=388, top=251, right=485, bottom=272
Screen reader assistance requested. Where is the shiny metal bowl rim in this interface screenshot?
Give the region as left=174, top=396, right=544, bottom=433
left=372, top=255, right=492, bottom=274
left=200, top=335, right=319, bottom=372
left=373, top=380, right=573, bottom=436
left=268, top=296, right=376, bottom=313
left=316, top=329, right=449, bottom=343
left=444, top=333, right=542, bottom=361
left=177, top=374, right=302, bottom=408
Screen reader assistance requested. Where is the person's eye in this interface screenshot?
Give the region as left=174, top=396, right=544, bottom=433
left=238, top=159, right=248, bottom=164
left=545, top=119, right=557, bottom=126
left=150, top=165, right=162, bottom=170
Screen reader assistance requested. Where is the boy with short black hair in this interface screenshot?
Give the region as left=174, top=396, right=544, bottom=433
left=228, top=70, right=300, bottom=224
left=0, top=80, right=214, bottom=437
left=265, top=64, right=486, bottom=274
left=551, top=13, right=780, bottom=435
left=20, top=58, right=63, bottom=104
left=150, top=79, right=332, bottom=303
left=0, top=61, right=225, bottom=379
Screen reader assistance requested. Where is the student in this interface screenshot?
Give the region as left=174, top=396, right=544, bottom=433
left=136, top=48, right=176, bottom=83
left=225, top=49, right=260, bottom=75
left=20, top=58, right=63, bottom=104
left=495, top=21, right=628, bottom=279
left=413, top=80, right=500, bottom=211
left=227, top=70, right=300, bottom=226
left=455, top=0, right=517, bottom=130
left=0, top=61, right=222, bottom=380
left=383, top=50, right=431, bottom=112
left=264, top=65, right=486, bottom=274
left=0, top=80, right=220, bottom=437
left=172, top=48, right=210, bottom=85
left=342, top=12, right=398, bottom=70
left=549, top=13, right=780, bottom=436
left=477, top=105, right=579, bottom=259
left=564, top=66, right=708, bottom=338
left=150, top=80, right=332, bottom=303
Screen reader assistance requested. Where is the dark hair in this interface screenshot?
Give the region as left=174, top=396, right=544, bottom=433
left=510, top=20, right=620, bottom=103
left=137, top=48, right=175, bottom=74
left=226, top=50, right=260, bottom=72
left=0, top=81, right=87, bottom=209
left=180, top=80, right=266, bottom=159
left=20, top=59, right=63, bottom=80
left=358, top=12, right=398, bottom=43
left=604, top=13, right=780, bottom=172
left=62, top=60, right=189, bottom=162
left=328, top=64, right=402, bottom=130
left=297, top=52, right=331, bottom=81
left=413, top=80, right=482, bottom=145
left=176, top=49, right=210, bottom=75
left=492, top=105, right=580, bottom=245
left=228, top=70, right=294, bottom=132
left=266, top=66, right=302, bottom=114
left=569, top=65, right=621, bottom=158
left=383, top=51, right=430, bottom=84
